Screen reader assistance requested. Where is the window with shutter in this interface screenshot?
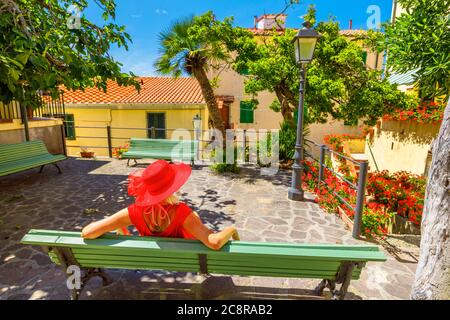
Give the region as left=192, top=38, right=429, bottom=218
left=240, top=101, right=254, bottom=124
left=362, top=51, right=368, bottom=65
left=64, top=114, right=76, bottom=140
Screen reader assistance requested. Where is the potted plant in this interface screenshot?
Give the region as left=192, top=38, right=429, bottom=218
left=112, top=143, right=129, bottom=159
left=80, top=147, right=95, bottom=159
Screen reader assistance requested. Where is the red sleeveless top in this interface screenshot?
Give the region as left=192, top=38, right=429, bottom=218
left=127, top=202, right=195, bottom=239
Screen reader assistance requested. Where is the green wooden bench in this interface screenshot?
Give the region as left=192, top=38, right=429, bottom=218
left=121, top=138, right=198, bottom=166
left=0, top=140, right=66, bottom=177
left=21, top=229, right=386, bottom=300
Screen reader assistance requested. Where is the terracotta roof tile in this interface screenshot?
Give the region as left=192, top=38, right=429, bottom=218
left=63, top=77, right=205, bottom=104
left=247, top=28, right=369, bottom=37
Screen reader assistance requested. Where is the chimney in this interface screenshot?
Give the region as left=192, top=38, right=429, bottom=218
left=254, top=16, right=258, bottom=28
left=349, top=19, right=353, bottom=30
left=255, top=14, right=287, bottom=30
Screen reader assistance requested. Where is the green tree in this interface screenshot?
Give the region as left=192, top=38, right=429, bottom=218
left=155, top=12, right=248, bottom=134
left=0, top=0, right=138, bottom=106
left=384, top=0, right=450, bottom=101
left=232, top=6, right=413, bottom=126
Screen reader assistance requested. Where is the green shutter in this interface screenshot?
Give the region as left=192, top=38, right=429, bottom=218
left=64, top=114, right=75, bottom=140
left=362, top=51, right=368, bottom=65
left=240, top=101, right=254, bottom=124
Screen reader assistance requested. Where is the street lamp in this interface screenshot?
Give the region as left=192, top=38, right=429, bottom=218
left=288, top=21, right=321, bottom=201
left=193, top=114, right=202, bottom=161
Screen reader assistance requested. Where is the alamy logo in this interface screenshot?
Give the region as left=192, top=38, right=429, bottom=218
left=366, top=5, right=381, bottom=30
left=66, top=265, right=81, bottom=290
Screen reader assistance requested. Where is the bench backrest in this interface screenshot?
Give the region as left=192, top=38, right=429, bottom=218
left=130, top=138, right=197, bottom=151
left=0, top=140, right=50, bottom=166
left=21, top=230, right=386, bottom=280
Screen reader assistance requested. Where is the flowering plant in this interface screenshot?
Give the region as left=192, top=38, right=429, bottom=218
left=366, top=171, right=425, bottom=226
left=383, top=101, right=445, bottom=124
left=112, top=143, right=129, bottom=159
left=302, top=160, right=426, bottom=237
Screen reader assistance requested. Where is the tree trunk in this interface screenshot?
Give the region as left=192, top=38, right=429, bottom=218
left=275, top=88, right=293, bottom=122
left=191, top=67, right=225, bottom=135
left=411, top=99, right=450, bottom=300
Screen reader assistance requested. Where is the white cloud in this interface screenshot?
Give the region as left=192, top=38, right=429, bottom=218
left=131, top=14, right=142, bottom=19
left=155, top=9, right=168, bottom=15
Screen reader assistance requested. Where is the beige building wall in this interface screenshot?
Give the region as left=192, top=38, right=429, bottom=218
left=65, top=104, right=208, bottom=157
left=209, top=32, right=379, bottom=145
left=364, top=119, right=439, bottom=175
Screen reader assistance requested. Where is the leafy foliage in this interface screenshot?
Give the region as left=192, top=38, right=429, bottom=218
left=230, top=5, right=414, bottom=126
left=0, top=0, right=138, bottom=106
left=383, top=0, right=450, bottom=100
left=154, top=11, right=251, bottom=132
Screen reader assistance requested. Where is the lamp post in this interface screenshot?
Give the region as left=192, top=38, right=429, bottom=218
left=193, top=114, right=201, bottom=160
left=288, top=21, right=321, bottom=201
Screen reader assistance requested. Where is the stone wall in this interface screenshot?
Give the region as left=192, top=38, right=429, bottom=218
left=0, top=120, right=66, bottom=155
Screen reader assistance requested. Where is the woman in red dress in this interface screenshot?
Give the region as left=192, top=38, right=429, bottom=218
left=82, top=160, right=239, bottom=250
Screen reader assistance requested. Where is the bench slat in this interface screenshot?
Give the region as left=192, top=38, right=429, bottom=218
left=122, top=138, right=198, bottom=161
left=22, top=230, right=387, bottom=262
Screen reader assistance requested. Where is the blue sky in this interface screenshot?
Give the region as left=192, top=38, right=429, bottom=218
left=83, top=0, right=393, bottom=76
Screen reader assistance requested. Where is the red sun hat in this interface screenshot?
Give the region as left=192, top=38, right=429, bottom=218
left=127, top=160, right=192, bottom=206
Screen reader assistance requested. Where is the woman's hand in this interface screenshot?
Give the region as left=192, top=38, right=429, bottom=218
left=184, top=212, right=239, bottom=250
left=232, top=230, right=240, bottom=241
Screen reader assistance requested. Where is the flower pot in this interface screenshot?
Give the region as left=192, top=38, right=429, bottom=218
left=387, top=214, right=421, bottom=235
left=80, top=151, right=95, bottom=159
left=337, top=206, right=354, bottom=231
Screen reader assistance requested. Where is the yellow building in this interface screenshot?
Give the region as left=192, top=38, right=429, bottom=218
left=63, top=77, right=208, bottom=157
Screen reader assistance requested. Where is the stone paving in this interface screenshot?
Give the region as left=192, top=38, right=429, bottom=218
left=0, top=158, right=417, bottom=300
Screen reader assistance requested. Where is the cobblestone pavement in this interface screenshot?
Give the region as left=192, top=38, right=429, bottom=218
left=0, top=158, right=417, bottom=300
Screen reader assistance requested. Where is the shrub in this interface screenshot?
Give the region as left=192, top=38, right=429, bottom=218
left=209, top=145, right=240, bottom=174
left=302, top=160, right=425, bottom=237
left=210, top=162, right=240, bottom=174
left=277, top=120, right=310, bottom=162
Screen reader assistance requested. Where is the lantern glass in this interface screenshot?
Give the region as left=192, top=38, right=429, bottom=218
left=294, top=37, right=318, bottom=63
left=193, top=114, right=201, bottom=135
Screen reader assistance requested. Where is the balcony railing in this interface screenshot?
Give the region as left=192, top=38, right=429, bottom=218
left=0, top=91, right=65, bottom=122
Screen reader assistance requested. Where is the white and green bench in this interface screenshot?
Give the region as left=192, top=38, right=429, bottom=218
left=0, top=140, right=66, bottom=177
left=122, top=138, right=198, bottom=166
left=21, top=229, right=386, bottom=300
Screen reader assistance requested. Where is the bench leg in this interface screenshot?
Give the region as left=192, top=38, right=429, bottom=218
left=126, top=159, right=138, bottom=167
left=70, top=268, right=112, bottom=300
left=331, top=264, right=355, bottom=300
left=39, top=165, right=45, bottom=173
left=315, top=262, right=358, bottom=300
left=52, top=163, right=62, bottom=174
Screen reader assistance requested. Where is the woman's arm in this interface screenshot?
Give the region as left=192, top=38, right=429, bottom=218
left=82, top=208, right=131, bottom=239
left=183, top=212, right=239, bottom=250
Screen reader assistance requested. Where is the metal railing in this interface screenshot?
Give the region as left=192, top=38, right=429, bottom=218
left=304, top=138, right=369, bottom=238
left=33, top=91, right=66, bottom=119
left=0, top=91, right=65, bottom=121
left=63, top=124, right=262, bottom=162
left=0, top=101, right=21, bottom=121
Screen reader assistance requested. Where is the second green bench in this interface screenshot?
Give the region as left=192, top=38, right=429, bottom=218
left=122, top=138, right=198, bottom=166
